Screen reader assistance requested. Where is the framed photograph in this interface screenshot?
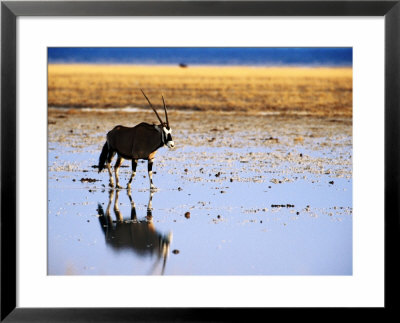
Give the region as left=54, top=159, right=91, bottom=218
left=1, top=0, right=398, bottom=320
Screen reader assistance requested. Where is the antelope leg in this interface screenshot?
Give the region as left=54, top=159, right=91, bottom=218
left=114, top=156, right=124, bottom=189
left=148, top=159, right=156, bottom=190
left=106, top=150, right=116, bottom=187
left=127, top=159, right=138, bottom=189
left=106, top=162, right=114, bottom=187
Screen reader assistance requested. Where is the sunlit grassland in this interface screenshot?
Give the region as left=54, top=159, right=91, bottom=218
left=48, top=64, right=352, bottom=117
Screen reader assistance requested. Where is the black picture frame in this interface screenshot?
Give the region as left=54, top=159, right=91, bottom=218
left=1, top=0, right=399, bottom=321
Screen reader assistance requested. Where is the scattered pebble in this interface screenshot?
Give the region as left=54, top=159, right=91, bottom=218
left=80, top=177, right=99, bottom=183
left=271, top=204, right=295, bottom=208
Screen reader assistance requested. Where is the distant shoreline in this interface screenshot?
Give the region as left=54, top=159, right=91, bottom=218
left=48, top=62, right=352, bottom=68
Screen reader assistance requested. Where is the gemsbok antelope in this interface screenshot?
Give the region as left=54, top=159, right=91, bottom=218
left=98, top=90, right=174, bottom=190
left=97, top=189, right=172, bottom=275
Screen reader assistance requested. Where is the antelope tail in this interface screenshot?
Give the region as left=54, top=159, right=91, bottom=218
left=98, top=142, right=108, bottom=173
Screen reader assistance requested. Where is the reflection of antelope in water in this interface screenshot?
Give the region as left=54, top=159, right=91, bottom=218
left=97, top=189, right=172, bottom=275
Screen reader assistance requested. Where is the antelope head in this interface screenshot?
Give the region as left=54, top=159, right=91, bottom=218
left=141, top=89, right=175, bottom=149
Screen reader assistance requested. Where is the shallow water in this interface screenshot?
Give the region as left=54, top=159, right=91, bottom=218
left=48, top=111, right=352, bottom=275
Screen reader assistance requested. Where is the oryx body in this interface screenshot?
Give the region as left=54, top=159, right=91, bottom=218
left=98, top=90, right=174, bottom=190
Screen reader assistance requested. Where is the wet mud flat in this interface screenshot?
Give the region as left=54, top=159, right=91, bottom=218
left=48, top=108, right=352, bottom=275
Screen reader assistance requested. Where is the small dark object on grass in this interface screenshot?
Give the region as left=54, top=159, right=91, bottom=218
left=265, top=137, right=279, bottom=143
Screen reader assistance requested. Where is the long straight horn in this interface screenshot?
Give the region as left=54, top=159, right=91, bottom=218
left=141, top=89, right=163, bottom=125
left=162, top=95, right=169, bottom=128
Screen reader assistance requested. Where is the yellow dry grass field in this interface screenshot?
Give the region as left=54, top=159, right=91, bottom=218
left=48, top=64, right=352, bottom=117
